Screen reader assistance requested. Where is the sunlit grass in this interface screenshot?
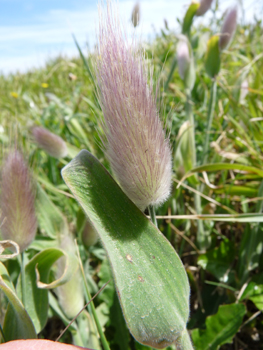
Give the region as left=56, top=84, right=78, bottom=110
left=0, top=14, right=263, bottom=349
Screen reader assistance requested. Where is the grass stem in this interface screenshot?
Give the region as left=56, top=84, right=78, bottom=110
left=148, top=205, right=158, bottom=227
left=0, top=324, right=6, bottom=343
left=195, top=79, right=217, bottom=249
left=186, top=91, right=210, bottom=250
left=20, top=252, right=27, bottom=306
left=76, top=243, right=111, bottom=350
left=83, top=286, right=110, bottom=350
left=164, top=57, right=177, bottom=91
left=203, top=79, right=217, bottom=164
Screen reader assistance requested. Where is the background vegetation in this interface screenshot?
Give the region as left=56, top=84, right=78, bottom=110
left=0, top=4, right=263, bottom=350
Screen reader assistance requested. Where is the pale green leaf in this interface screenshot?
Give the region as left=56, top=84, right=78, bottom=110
left=36, top=184, right=68, bottom=239
left=187, top=163, right=263, bottom=177
left=62, top=150, right=192, bottom=349
left=192, top=303, right=246, bottom=350
left=182, top=2, right=199, bottom=35
left=0, top=262, right=36, bottom=341
left=15, top=248, right=78, bottom=333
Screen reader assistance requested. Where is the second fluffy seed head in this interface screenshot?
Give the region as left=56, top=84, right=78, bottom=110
left=32, top=126, right=68, bottom=159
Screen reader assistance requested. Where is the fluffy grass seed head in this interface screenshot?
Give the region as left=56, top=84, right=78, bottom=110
left=177, top=39, right=190, bottom=81
left=95, top=2, right=172, bottom=211
left=131, top=2, right=140, bottom=27
left=0, top=150, right=37, bottom=252
left=177, top=36, right=196, bottom=91
left=82, top=220, right=99, bottom=248
left=31, top=126, right=68, bottom=159
left=196, top=0, right=213, bottom=16
left=219, top=5, right=238, bottom=51
left=174, top=121, right=194, bottom=178
left=55, top=234, right=84, bottom=319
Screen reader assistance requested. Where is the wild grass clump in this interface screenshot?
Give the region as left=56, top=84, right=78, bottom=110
left=0, top=2, right=263, bottom=349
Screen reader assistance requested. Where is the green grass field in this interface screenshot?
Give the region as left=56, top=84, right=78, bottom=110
left=0, top=6, right=263, bottom=350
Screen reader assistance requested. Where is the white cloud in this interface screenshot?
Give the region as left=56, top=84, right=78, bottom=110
left=0, top=0, right=260, bottom=74
left=0, top=0, right=187, bottom=74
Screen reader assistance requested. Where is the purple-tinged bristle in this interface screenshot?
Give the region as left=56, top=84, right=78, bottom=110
left=219, top=6, right=238, bottom=51
left=196, top=0, right=213, bottom=16
left=95, top=2, right=172, bottom=211
left=131, top=2, right=140, bottom=27
left=32, top=126, right=67, bottom=159
left=1, top=150, right=37, bottom=252
left=177, top=40, right=190, bottom=80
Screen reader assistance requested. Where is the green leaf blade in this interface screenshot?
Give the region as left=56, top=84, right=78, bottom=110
left=16, top=248, right=78, bottom=333
left=198, top=240, right=235, bottom=282
left=62, top=150, right=191, bottom=349
left=36, top=184, right=68, bottom=239
left=0, top=262, right=37, bottom=342
left=182, top=2, right=199, bottom=35
left=191, top=303, right=246, bottom=350
left=189, top=163, right=263, bottom=177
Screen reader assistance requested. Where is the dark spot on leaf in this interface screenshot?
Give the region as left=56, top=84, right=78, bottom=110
left=138, top=275, right=144, bottom=282
left=126, top=254, right=133, bottom=263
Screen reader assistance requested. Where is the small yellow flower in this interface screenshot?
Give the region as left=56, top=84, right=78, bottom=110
left=41, top=83, right=49, bottom=88
left=11, top=92, right=18, bottom=98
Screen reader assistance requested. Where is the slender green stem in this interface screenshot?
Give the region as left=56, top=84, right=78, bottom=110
left=186, top=92, right=209, bottom=250
left=164, top=57, right=177, bottom=91
left=0, top=324, right=6, bottom=342
left=195, top=78, right=217, bottom=249
left=83, top=285, right=110, bottom=350
left=20, top=252, right=26, bottom=306
left=185, top=91, right=196, bottom=168
left=185, top=91, right=193, bottom=126
left=148, top=205, right=157, bottom=227
left=203, top=79, right=217, bottom=164
left=76, top=246, right=111, bottom=350
left=194, top=189, right=210, bottom=250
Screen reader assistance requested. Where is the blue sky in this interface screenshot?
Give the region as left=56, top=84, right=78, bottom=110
left=0, top=0, right=261, bottom=74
